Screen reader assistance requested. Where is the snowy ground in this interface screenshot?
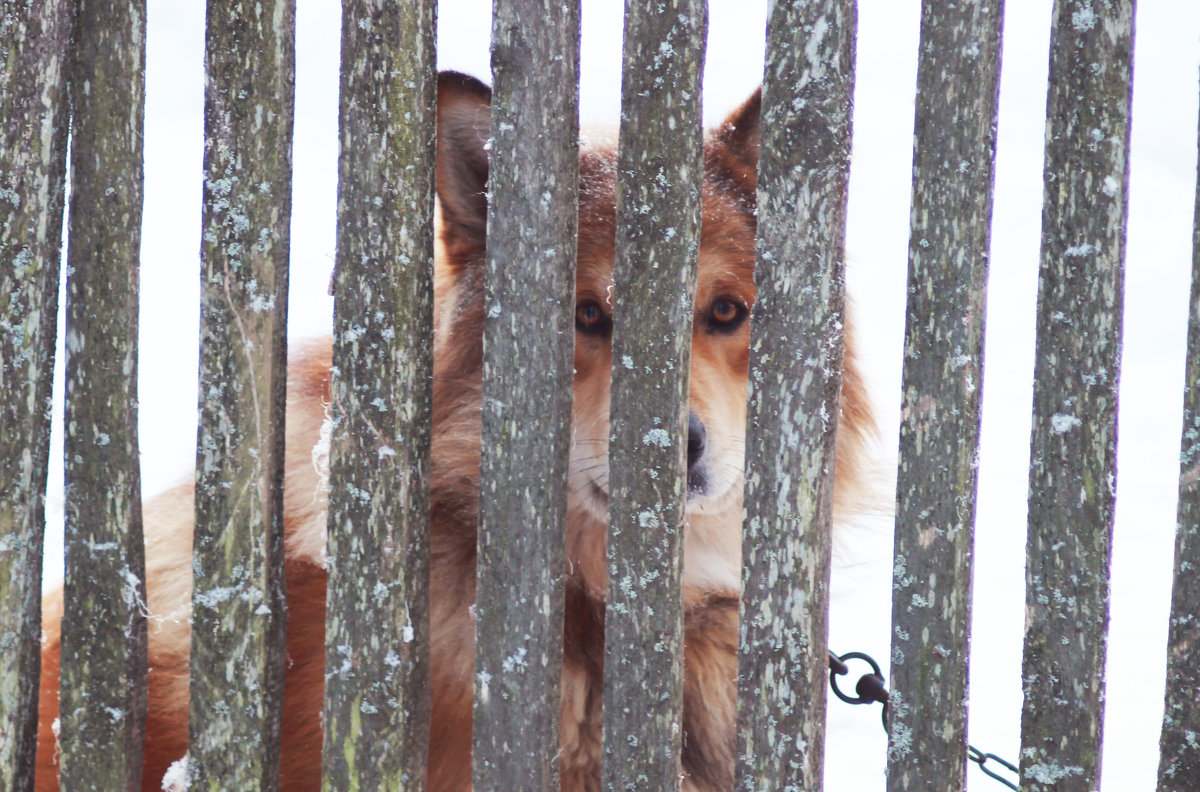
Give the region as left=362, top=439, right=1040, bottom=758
left=41, top=0, right=1200, bottom=788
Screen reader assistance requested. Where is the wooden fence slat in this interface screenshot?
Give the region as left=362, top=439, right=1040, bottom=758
left=320, top=0, right=436, bottom=788
left=1156, top=75, right=1200, bottom=791
left=58, top=0, right=149, bottom=787
left=1019, top=0, right=1133, bottom=788
left=472, top=0, right=580, bottom=789
left=0, top=1, right=73, bottom=787
left=885, top=1, right=1004, bottom=789
left=733, top=1, right=856, bottom=789
left=601, top=2, right=706, bottom=789
left=187, top=2, right=295, bottom=787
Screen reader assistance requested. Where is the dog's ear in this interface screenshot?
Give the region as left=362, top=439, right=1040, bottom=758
left=437, top=71, right=492, bottom=256
left=714, top=88, right=760, bottom=172
left=710, top=88, right=760, bottom=199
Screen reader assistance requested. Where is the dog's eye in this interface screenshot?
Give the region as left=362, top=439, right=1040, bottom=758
left=576, top=300, right=611, bottom=336
left=708, top=297, right=747, bottom=332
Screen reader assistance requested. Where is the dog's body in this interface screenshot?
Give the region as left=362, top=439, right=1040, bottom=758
left=36, top=73, right=870, bottom=792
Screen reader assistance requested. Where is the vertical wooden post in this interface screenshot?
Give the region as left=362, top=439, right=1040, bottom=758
left=0, top=2, right=74, bottom=788
left=187, top=1, right=295, bottom=788
left=1156, top=72, right=1200, bottom=792
left=320, top=0, right=436, bottom=788
left=885, top=1, right=1004, bottom=790
left=58, top=0, right=149, bottom=788
left=734, top=1, right=856, bottom=789
left=57, top=0, right=150, bottom=787
left=601, top=2, right=706, bottom=790
left=1019, top=0, right=1133, bottom=789
left=472, top=1, right=580, bottom=790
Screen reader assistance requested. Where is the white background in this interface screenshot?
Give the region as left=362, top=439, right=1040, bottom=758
left=41, top=0, right=1200, bottom=789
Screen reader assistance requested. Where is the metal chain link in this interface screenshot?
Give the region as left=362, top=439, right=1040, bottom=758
left=967, top=745, right=1020, bottom=789
left=828, top=650, right=1020, bottom=790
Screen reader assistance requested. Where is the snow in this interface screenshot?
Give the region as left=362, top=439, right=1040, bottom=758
left=161, top=755, right=188, bottom=792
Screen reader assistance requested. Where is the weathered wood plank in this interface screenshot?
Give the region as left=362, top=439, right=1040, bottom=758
left=320, top=0, right=436, bottom=788
left=601, top=2, right=706, bottom=789
left=885, top=1, right=1004, bottom=789
left=734, top=1, right=856, bottom=789
left=187, top=1, right=295, bottom=787
left=0, top=2, right=73, bottom=788
left=472, top=0, right=579, bottom=789
left=1157, top=75, right=1200, bottom=792
left=57, top=0, right=149, bottom=788
left=1019, top=0, right=1133, bottom=789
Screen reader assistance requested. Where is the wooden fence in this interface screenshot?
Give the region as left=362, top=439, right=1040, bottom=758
left=1, top=0, right=1197, bottom=790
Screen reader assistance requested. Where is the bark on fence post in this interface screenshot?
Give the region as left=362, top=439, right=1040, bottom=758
left=187, top=2, right=295, bottom=788
left=734, top=1, right=856, bottom=789
left=321, top=1, right=436, bottom=788
left=1019, top=1, right=1133, bottom=789
left=884, top=1, right=1003, bottom=790
left=1156, top=73, right=1200, bottom=792
left=601, top=2, right=706, bottom=789
left=472, top=1, right=580, bottom=790
left=57, top=0, right=149, bottom=788
left=0, top=2, right=74, bottom=788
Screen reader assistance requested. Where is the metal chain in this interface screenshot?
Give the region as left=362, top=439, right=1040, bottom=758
left=967, top=745, right=1020, bottom=789
left=828, top=650, right=1020, bottom=790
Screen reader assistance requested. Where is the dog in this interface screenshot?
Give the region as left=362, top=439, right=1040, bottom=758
left=36, top=71, right=871, bottom=792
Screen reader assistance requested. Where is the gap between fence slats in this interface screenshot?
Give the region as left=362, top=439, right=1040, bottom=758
left=320, top=2, right=436, bottom=789
left=57, top=0, right=149, bottom=787
left=187, top=2, right=295, bottom=787
left=1019, top=0, right=1134, bottom=789
left=472, top=1, right=580, bottom=790
left=1156, top=72, right=1200, bottom=792
left=601, top=2, right=706, bottom=790
left=884, top=1, right=1004, bottom=790
left=734, top=1, right=856, bottom=790
left=0, top=2, right=73, bottom=788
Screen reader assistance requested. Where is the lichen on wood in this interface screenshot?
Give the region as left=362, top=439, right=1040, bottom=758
left=1156, top=74, right=1200, bottom=792
left=1019, top=1, right=1133, bottom=789
left=56, top=0, right=150, bottom=788
left=0, top=1, right=73, bottom=788
left=472, top=1, right=580, bottom=790
left=320, top=0, right=436, bottom=789
left=733, top=1, right=856, bottom=790
left=58, top=0, right=150, bottom=782
left=187, top=1, right=295, bottom=788
left=884, top=1, right=1003, bottom=790
left=600, top=2, right=706, bottom=789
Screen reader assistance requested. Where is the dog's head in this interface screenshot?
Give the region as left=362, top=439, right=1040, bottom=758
left=432, top=72, right=868, bottom=595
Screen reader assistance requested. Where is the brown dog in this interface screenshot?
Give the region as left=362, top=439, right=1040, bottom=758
left=37, top=71, right=870, bottom=792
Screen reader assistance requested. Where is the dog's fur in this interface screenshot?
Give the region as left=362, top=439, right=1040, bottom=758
left=36, top=72, right=870, bottom=792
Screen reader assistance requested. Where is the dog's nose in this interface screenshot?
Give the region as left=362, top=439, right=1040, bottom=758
left=687, top=412, right=706, bottom=471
